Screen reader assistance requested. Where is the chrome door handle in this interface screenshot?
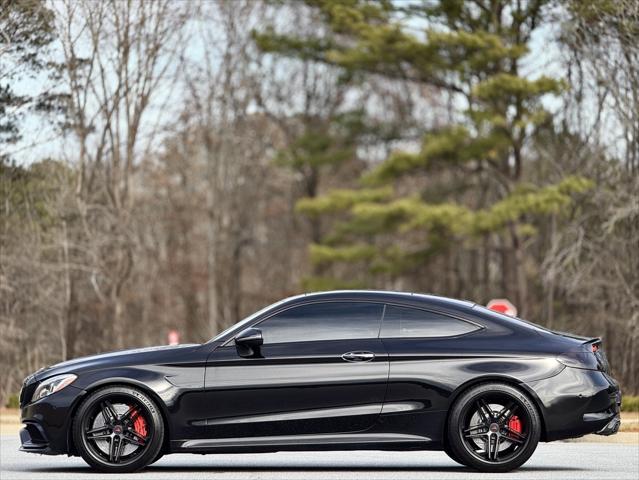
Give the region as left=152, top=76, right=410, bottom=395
left=341, top=351, right=375, bottom=362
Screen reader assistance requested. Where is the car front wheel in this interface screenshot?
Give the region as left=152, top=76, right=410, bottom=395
left=447, top=382, right=541, bottom=472
left=72, top=385, right=164, bottom=473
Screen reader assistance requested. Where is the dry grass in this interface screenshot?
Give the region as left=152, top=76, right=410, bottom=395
left=0, top=408, right=22, bottom=435
left=620, top=411, right=639, bottom=432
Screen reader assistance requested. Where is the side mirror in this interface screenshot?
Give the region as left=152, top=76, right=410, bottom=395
left=235, top=327, right=263, bottom=358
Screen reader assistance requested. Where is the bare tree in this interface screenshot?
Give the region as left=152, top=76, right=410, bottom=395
left=53, top=0, right=190, bottom=348
left=181, top=0, right=270, bottom=335
left=562, top=0, right=639, bottom=171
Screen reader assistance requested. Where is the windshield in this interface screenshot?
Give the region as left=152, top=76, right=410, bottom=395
left=208, top=294, right=305, bottom=343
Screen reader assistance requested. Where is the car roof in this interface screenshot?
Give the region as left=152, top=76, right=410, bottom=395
left=282, top=290, right=476, bottom=314
left=286, top=291, right=545, bottom=335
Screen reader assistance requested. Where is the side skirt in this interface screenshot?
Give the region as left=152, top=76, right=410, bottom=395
left=174, top=433, right=431, bottom=452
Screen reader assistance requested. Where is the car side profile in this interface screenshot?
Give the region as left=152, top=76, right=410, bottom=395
left=19, top=290, right=621, bottom=473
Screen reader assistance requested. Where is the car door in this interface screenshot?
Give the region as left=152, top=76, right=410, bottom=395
left=202, top=301, right=389, bottom=439
left=380, top=303, right=483, bottom=439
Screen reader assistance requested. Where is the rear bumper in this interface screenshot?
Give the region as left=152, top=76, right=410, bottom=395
left=596, top=414, right=621, bottom=436
left=526, top=367, right=621, bottom=441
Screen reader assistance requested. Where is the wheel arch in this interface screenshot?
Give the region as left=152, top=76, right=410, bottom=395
left=443, top=375, right=549, bottom=444
left=66, top=378, right=172, bottom=456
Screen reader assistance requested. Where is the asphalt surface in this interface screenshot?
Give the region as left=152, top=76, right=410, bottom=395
left=1, top=435, right=637, bottom=480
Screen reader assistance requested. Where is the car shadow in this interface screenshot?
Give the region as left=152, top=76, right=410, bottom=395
left=150, top=465, right=586, bottom=473
left=15, top=464, right=588, bottom=474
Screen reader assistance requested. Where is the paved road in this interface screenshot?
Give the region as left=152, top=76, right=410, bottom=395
left=1, top=435, right=637, bottom=480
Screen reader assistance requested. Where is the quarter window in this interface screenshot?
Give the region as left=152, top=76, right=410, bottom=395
left=381, top=305, right=479, bottom=338
left=258, top=302, right=384, bottom=344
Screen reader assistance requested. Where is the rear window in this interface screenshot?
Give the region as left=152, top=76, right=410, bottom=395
left=381, top=305, right=480, bottom=338
left=472, top=305, right=550, bottom=334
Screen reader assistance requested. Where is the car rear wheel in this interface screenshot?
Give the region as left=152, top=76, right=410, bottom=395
left=73, top=385, right=164, bottom=473
left=443, top=440, right=468, bottom=466
left=447, top=383, right=541, bottom=472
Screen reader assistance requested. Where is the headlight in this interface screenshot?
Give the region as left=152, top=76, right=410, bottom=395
left=32, top=374, right=77, bottom=401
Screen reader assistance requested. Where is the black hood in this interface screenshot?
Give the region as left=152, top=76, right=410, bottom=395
left=34, top=343, right=201, bottom=381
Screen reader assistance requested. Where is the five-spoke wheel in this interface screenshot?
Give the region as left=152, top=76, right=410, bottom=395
left=73, top=386, right=164, bottom=473
left=446, top=383, right=541, bottom=472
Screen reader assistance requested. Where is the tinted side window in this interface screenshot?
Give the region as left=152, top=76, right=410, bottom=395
left=258, top=302, right=383, bottom=344
left=381, top=305, right=479, bottom=338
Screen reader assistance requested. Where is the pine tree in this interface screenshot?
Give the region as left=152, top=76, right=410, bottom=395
left=256, top=1, right=593, bottom=314
left=0, top=0, right=56, bottom=160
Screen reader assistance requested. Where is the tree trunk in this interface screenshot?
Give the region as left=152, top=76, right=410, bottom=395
left=510, top=226, right=527, bottom=317
left=206, top=207, right=218, bottom=337
left=113, top=293, right=125, bottom=349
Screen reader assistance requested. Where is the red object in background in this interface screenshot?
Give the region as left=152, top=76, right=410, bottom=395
left=486, top=298, right=518, bottom=317
left=168, top=329, right=180, bottom=345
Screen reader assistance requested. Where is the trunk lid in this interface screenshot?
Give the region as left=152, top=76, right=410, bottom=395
left=540, top=328, right=611, bottom=373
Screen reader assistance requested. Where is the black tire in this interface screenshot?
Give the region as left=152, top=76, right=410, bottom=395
left=73, top=385, right=164, bottom=473
left=149, top=451, right=164, bottom=465
left=447, top=382, right=541, bottom=473
left=443, top=439, right=467, bottom=466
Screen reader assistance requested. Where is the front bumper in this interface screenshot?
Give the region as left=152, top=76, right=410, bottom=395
left=19, top=423, right=55, bottom=455
left=526, top=367, right=621, bottom=441
left=19, top=385, right=85, bottom=455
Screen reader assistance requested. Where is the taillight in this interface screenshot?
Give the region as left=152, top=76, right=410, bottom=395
left=589, top=340, right=610, bottom=372
left=557, top=352, right=599, bottom=370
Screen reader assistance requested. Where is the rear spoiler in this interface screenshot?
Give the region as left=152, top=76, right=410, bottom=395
left=554, top=332, right=605, bottom=355
left=550, top=329, right=597, bottom=344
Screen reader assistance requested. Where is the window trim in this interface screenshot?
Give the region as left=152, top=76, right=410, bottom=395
left=220, top=298, right=485, bottom=347
left=380, top=302, right=484, bottom=340
left=221, top=299, right=386, bottom=346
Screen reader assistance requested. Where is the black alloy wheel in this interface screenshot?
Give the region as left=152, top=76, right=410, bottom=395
left=447, top=383, right=541, bottom=472
left=73, top=385, right=164, bottom=473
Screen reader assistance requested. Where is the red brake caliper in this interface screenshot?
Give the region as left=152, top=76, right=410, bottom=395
left=508, top=415, right=522, bottom=434
left=130, top=408, right=148, bottom=438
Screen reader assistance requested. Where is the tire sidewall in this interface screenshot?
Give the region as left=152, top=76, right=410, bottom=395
left=443, top=439, right=467, bottom=466
left=72, top=385, right=164, bottom=473
left=448, top=382, right=541, bottom=472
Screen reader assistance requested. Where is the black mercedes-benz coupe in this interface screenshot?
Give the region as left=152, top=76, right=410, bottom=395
left=19, top=290, right=621, bottom=473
